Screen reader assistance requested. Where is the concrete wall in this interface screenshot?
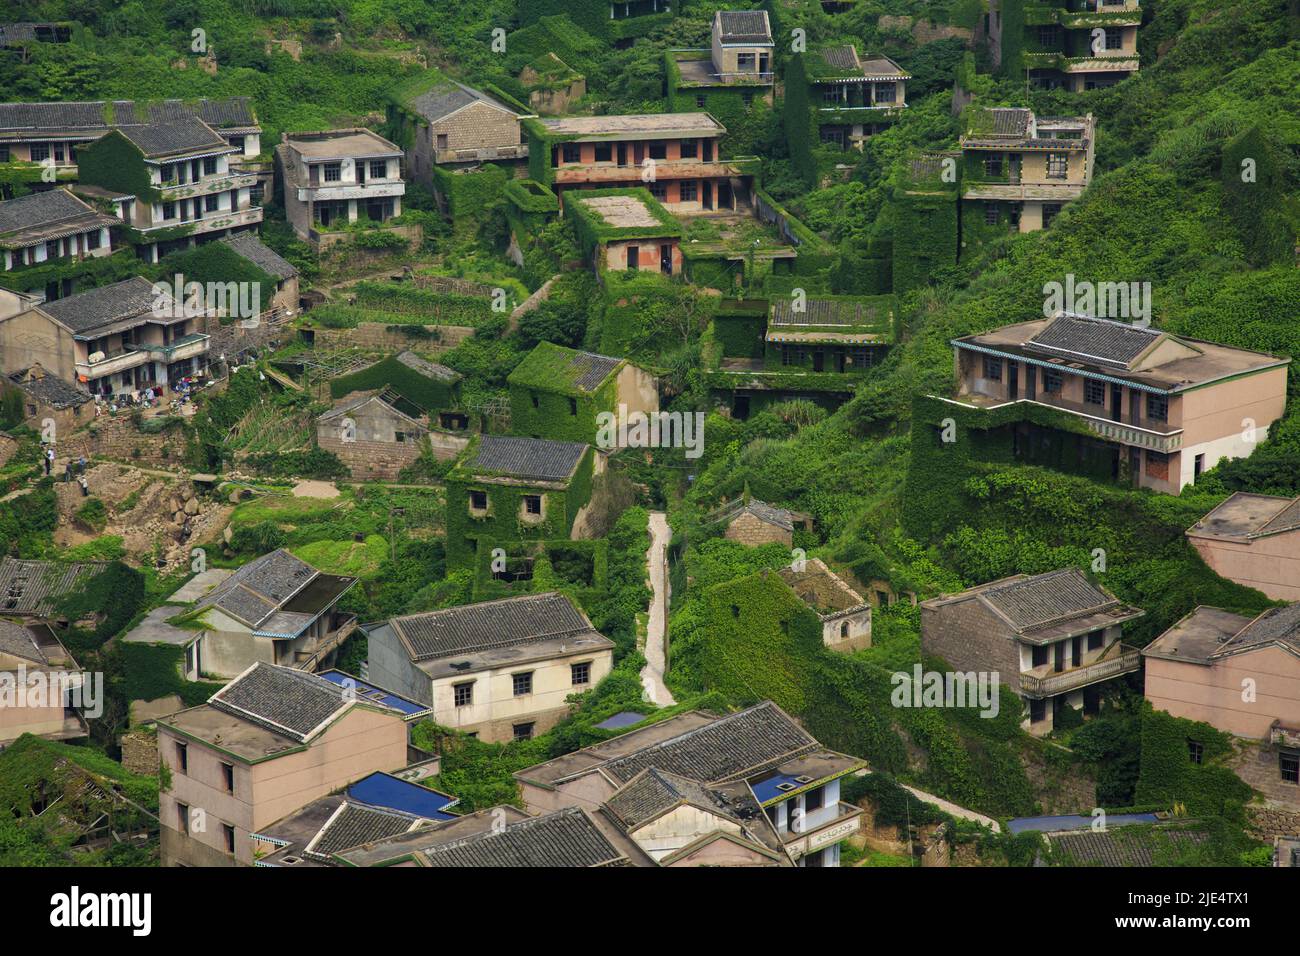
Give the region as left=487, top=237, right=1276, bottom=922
left=1188, top=531, right=1300, bottom=602
left=633, top=804, right=744, bottom=860
left=616, top=363, right=659, bottom=417
left=0, top=308, right=77, bottom=380
left=601, top=237, right=684, bottom=275
left=822, top=607, right=872, bottom=653
left=429, top=648, right=614, bottom=742
left=1144, top=645, right=1300, bottom=740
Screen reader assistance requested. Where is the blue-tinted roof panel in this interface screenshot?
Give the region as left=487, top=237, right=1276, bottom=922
left=594, top=711, right=648, bottom=730
left=347, top=772, right=457, bottom=821
left=317, top=669, right=430, bottom=717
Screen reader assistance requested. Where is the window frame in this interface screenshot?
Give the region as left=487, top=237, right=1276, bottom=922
left=453, top=681, right=474, bottom=707
left=512, top=671, right=534, bottom=697
left=571, top=661, right=592, bottom=686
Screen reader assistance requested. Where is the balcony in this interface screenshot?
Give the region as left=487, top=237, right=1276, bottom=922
left=1269, top=721, right=1300, bottom=750
left=553, top=160, right=740, bottom=185
left=157, top=172, right=259, bottom=201
left=434, top=144, right=528, bottom=164
left=139, top=204, right=263, bottom=236
left=76, top=348, right=148, bottom=380
left=290, top=613, right=357, bottom=672
left=962, top=180, right=1086, bottom=202
left=130, top=332, right=210, bottom=363
left=297, top=180, right=405, bottom=203
left=940, top=393, right=1184, bottom=454
left=1018, top=643, right=1141, bottom=698
left=1024, top=51, right=1139, bottom=73
left=783, top=802, right=863, bottom=862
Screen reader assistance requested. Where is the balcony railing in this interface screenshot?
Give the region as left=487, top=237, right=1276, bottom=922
left=783, top=802, right=863, bottom=862
left=77, top=349, right=148, bottom=379
left=1024, top=51, right=1140, bottom=72
left=434, top=144, right=528, bottom=164
left=130, top=332, right=210, bottom=363
left=140, top=205, right=263, bottom=235
left=1018, top=644, right=1141, bottom=698
left=940, top=393, right=1184, bottom=453
left=298, top=181, right=405, bottom=203
left=157, top=172, right=259, bottom=201
left=963, top=181, right=1086, bottom=202
left=290, top=614, right=357, bottom=672
left=552, top=160, right=739, bottom=185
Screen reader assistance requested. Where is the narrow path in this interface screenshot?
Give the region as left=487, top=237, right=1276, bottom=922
left=640, top=511, right=676, bottom=706
left=900, top=784, right=1001, bottom=833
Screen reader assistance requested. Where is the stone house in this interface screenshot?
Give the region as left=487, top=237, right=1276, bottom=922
left=0, top=556, right=106, bottom=625
left=365, top=591, right=615, bottom=743
left=0, top=619, right=86, bottom=747
left=668, top=10, right=775, bottom=112
left=397, top=79, right=530, bottom=187
left=801, top=45, right=909, bottom=149
left=707, top=494, right=805, bottom=547
left=563, top=188, right=684, bottom=276
left=6, top=362, right=90, bottom=434
left=316, top=389, right=469, bottom=481
left=156, top=662, right=411, bottom=866
left=920, top=567, right=1145, bottom=734
left=1185, top=492, right=1300, bottom=601
left=778, top=558, right=872, bottom=652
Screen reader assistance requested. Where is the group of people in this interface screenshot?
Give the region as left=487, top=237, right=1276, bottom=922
left=42, top=447, right=90, bottom=496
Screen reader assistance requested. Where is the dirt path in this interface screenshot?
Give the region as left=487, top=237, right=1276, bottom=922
left=900, top=784, right=1001, bottom=833
left=640, top=511, right=676, bottom=707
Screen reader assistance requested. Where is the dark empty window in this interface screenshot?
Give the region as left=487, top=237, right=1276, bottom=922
left=982, top=355, right=1003, bottom=381
left=1282, top=753, right=1299, bottom=784
left=1084, top=379, right=1106, bottom=406
left=1031, top=645, right=1049, bottom=668
left=984, top=156, right=1002, bottom=178
left=469, top=490, right=488, bottom=510
left=840, top=621, right=850, bottom=639
left=562, top=143, right=581, bottom=163
left=1146, top=394, right=1168, bottom=422
left=1029, top=698, right=1047, bottom=723
left=530, top=391, right=539, bottom=408
left=984, top=203, right=999, bottom=226
left=804, top=786, right=824, bottom=811
left=696, top=94, right=707, bottom=108
left=1188, top=740, right=1204, bottom=765
left=742, top=91, right=754, bottom=106
left=1087, top=631, right=1103, bottom=651
left=568, top=397, right=578, bottom=416
left=680, top=139, right=698, bottom=159
left=513, top=722, right=535, bottom=741
left=680, top=181, right=697, bottom=202
left=571, top=661, right=591, bottom=686
left=454, top=682, right=473, bottom=707
left=370, top=160, right=387, bottom=179
left=1042, top=203, right=1063, bottom=227
left=1104, top=27, right=1123, bottom=49
left=648, top=142, right=667, bottom=160
left=176, top=742, right=188, bottom=773
left=737, top=52, right=755, bottom=70
left=594, top=143, right=612, bottom=162
left=223, top=824, right=236, bottom=854
left=1043, top=368, right=1064, bottom=393
left=523, top=495, right=542, bottom=515
left=222, top=762, right=234, bottom=793
left=178, top=803, right=190, bottom=834
left=512, top=672, right=533, bottom=696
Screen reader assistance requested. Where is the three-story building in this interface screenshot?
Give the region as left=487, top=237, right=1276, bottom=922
left=277, top=128, right=406, bottom=246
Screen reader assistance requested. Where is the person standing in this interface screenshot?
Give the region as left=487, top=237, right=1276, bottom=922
left=44, top=447, right=53, bottom=475
left=79, top=455, right=87, bottom=476
left=78, top=475, right=89, bottom=497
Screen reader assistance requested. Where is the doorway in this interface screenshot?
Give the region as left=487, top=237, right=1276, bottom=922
left=660, top=244, right=673, bottom=275
left=1009, top=363, right=1019, bottom=400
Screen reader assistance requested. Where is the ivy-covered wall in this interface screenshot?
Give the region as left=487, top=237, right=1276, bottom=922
left=664, top=53, right=773, bottom=157
left=1221, top=125, right=1298, bottom=268
left=711, top=301, right=768, bottom=359
left=445, top=442, right=595, bottom=570
left=518, top=0, right=672, bottom=41
left=892, top=190, right=959, bottom=293
left=76, top=131, right=159, bottom=203
left=507, top=345, right=620, bottom=443
left=1134, top=705, right=1253, bottom=817
left=782, top=52, right=818, bottom=189
left=329, top=353, right=461, bottom=410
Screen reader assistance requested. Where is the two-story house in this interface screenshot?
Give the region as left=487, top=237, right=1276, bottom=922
left=921, top=567, right=1145, bottom=734
left=765, top=294, right=897, bottom=373
left=0, top=188, right=118, bottom=297
left=515, top=700, right=866, bottom=867
left=276, top=128, right=406, bottom=246
left=365, top=591, right=615, bottom=742
left=0, top=275, right=214, bottom=399
left=960, top=108, right=1095, bottom=235
left=445, top=434, right=598, bottom=570
left=944, top=311, right=1290, bottom=493
left=76, top=115, right=263, bottom=263
left=397, top=79, right=531, bottom=187
left=529, top=113, right=748, bottom=212
left=1143, top=603, right=1300, bottom=808
left=0, top=97, right=261, bottom=183
left=564, top=188, right=685, bottom=276
left=668, top=10, right=775, bottom=114
left=988, top=0, right=1141, bottom=91
left=1186, top=493, right=1300, bottom=601
left=155, top=662, right=411, bottom=866
left=802, top=45, right=909, bottom=150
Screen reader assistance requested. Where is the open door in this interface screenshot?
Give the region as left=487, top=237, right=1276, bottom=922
left=702, top=181, right=713, bottom=210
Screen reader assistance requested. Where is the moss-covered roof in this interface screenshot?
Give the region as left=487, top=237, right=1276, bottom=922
left=508, top=341, right=624, bottom=395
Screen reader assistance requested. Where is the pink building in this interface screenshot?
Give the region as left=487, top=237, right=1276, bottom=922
left=1186, top=492, right=1300, bottom=601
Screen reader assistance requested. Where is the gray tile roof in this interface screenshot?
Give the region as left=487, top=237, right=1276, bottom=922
left=979, top=568, right=1118, bottom=633
left=395, top=349, right=461, bottom=384
left=0, top=23, right=63, bottom=45
left=38, top=276, right=162, bottom=336
left=818, top=44, right=861, bottom=72
left=601, top=701, right=817, bottom=786
left=220, top=232, right=298, bottom=280
left=770, top=297, right=891, bottom=329
left=0, top=620, right=47, bottom=665
left=0, top=98, right=258, bottom=138
left=467, top=435, right=587, bottom=482
left=195, top=549, right=318, bottom=629
left=420, top=807, right=626, bottom=867
left=989, top=107, right=1032, bottom=137
left=1028, top=313, right=1162, bottom=369
left=208, top=662, right=351, bottom=743
left=9, top=366, right=90, bottom=409
left=556, top=348, right=622, bottom=392
left=409, top=81, right=521, bottom=123
left=1219, top=603, right=1300, bottom=657
left=308, top=803, right=420, bottom=857
left=1046, top=826, right=1209, bottom=866
left=0, top=557, right=105, bottom=617
left=0, top=189, right=109, bottom=245
left=605, top=767, right=740, bottom=829
left=707, top=496, right=795, bottom=531
left=390, top=592, right=597, bottom=663
left=114, top=116, right=229, bottom=159
left=717, top=10, right=771, bottom=43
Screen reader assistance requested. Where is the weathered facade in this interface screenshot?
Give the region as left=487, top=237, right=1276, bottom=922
left=1185, top=493, right=1300, bottom=601
left=277, top=129, right=406, bottom=245
left=398, top=80, right=529, bottom=186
